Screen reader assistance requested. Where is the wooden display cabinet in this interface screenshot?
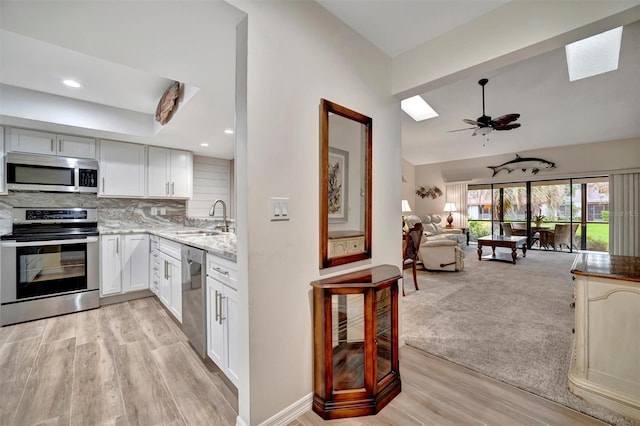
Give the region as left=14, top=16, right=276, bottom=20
left=310, top=265, right=401, bottom=419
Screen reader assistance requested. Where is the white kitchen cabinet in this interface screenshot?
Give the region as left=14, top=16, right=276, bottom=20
left=56, top=134, right=96, bottom=159
left=206, top=253, right=239, bottom=387
left=147, top=146, right=192, bottom=198
left=100, top=234, right=149, bottom=296
left=100, top=235, right=123, bottom=296
left=158, top=238, right=182, bottom=322
left=9, top=128, right=96, bottom=159
left=122, top=234, right=150, bottom=293
left=99, top=139, right=146, bottom=197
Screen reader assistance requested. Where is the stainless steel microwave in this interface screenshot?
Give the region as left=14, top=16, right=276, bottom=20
left=6, top=153, right=99, bottom=193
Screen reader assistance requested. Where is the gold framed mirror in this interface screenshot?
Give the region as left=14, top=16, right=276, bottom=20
left=320, top=99, right=372, bottom=269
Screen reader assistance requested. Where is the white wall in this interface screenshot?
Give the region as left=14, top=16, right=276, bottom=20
left=411, top=138, right=640, bottom=216
left=228, top=1, right=400, bottom=424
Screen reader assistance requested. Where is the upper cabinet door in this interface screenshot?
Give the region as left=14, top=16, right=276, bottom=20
left=9, top=128, right=96, bottom=159
left=56, top=134, right=96, bottom=159
left=147, top=146, right=170, bottom=197
left=10, top=128, right=57, bottom=156
left=99, top=140, right=146, bottom=197
left=147, top=146, right=192, bottom=199
left=170, top=149, right=191, bottom=198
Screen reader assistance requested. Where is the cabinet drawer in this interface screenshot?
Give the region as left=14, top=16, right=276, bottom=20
left=206, top=254, right=237, bottom=288
left=158, top=238, right=181, bottom=259
left=328, top=236, right=365, bottom=257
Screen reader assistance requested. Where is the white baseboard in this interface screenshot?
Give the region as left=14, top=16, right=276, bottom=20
left=236, top=415, right=248, bottom=426
left=258, top=392, right=313, bottom=426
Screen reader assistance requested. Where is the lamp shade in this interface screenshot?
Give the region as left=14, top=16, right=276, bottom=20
left=401, top=199, right=412, bottom=214
left=443, top=202, right=457, bottom=212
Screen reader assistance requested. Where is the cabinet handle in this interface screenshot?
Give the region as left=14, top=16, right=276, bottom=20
left=102, top=177, right=105, bottom=193
left=166, top=182, right=169, bottom=195
left=215, top=290, right=220, bottom=322
left=164, top=260, right=168, bottom=279
left=59, top=140, right=63, bottom=152
left=171, top=182, right=175, bottom=195
left=116, top=238, right=119, bottom=254
left=51, top=139, right=54, bottom=152
left=213, top=267, right=229, bottom=276
left=219, top=295, right=226, bottom=325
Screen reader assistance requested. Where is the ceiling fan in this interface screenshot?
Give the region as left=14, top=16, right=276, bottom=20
left=448, top=78, right=521, bottom=136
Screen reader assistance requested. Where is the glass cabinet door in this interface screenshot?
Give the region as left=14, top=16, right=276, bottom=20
left=376, top=286, right=392, bottom=383
left=331, top=293, right=365, bottom=391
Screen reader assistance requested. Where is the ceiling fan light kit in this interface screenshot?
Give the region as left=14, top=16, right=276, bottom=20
left=448, top=78, right=521, bottom=138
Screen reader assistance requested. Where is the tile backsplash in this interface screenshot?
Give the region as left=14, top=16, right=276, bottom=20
left=0, top=191, right=187, bottom=232
left=0, top=191, right=235, bottom=233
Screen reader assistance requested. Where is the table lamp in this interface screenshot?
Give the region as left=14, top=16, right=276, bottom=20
left=443, top=202, right=457, bottom=228
left=402, top=199, right=412, bottom=231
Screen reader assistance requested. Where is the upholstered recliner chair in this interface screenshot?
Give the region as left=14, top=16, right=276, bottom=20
left=420, top=214, right=466, bottom=246
left=418, top=238, right=465, bottom=272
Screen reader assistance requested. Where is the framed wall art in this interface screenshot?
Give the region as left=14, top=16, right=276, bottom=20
left=328, top=147, right=349, bottom=223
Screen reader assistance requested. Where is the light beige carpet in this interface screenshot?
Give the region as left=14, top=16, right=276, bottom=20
left=402, top=247, right=638, bottom=426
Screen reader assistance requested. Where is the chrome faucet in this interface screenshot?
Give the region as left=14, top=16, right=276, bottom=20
left=209, top=199, right=229, bottom=232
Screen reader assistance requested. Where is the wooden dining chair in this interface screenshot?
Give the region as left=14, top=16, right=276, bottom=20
left=402, top=222, right=423, bottom=296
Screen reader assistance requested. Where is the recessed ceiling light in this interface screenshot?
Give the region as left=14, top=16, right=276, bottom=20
left=200, top=143, right=209, bottom=147
left=401, top=95, right=439, bottom=122
left=224, top=129, right=234, bottom=134
left=565, top=26, right=623, bottom=82
left=63, top=79, right=82, bottom=88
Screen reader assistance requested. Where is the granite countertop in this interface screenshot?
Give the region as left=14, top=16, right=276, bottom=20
left=99, top=224, right=237, bottom=262
left=570, top=252, right=640, bottom=283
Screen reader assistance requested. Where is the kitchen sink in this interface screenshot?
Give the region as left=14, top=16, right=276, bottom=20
left=172, top=229, right=221, bottom=236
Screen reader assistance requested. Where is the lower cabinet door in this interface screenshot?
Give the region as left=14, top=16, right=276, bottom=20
left=123, top=234, right=149, bottom=292
left=224, top=284, right=239, bottom=387
left=207, top=276, right=225, bottom=367
left=169, top=256, right=182, bottom=322
left=159, top=255, right=172, bottom=309
left=100, top=235, right=122, bottom=296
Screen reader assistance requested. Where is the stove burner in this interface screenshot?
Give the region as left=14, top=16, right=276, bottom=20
left=3, top=208, right=99, bottom=242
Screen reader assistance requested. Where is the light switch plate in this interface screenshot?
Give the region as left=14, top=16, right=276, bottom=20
left=151, top=207, right=158, bottom=215
left=270, top=197, right=290, bottom=221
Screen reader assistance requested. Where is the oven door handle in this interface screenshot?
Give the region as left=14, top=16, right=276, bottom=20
left=1, top=236, right=99, bottom=247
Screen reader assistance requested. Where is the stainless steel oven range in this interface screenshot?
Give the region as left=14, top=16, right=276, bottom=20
left=1, top=208, right=99, bottom=326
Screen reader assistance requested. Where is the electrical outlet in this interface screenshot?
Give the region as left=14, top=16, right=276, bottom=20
left=151, top=207, right=158, bottom=215
left=160, top=207, right=167, bottom=215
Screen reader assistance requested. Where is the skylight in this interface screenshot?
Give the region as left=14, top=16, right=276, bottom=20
left=565, top=26, right=623, bottom=82
left=401, top=95, right=439, bottom=121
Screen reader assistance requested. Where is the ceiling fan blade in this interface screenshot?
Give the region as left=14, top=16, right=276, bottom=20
left=494, top=123, right=521, bottom=131
left=446, top=127, right=478, bottom=133
left=492, top=113, right=520, bottom=126
left=463, top=118, right=479, bottom=126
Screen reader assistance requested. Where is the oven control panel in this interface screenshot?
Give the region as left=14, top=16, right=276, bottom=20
left=13, top=208, right=98, bottom=223
left=25, top=209, right=87, bottom=221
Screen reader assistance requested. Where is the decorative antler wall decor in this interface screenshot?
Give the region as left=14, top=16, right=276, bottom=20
left=416, top=186, right=443, bottom=199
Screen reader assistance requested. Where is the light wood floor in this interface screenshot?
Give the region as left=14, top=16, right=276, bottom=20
left=1, top=298, right=606, bottom=426
left=0, top=297, right=237, bottom=426
left=292, top=346, right=606, bottom=426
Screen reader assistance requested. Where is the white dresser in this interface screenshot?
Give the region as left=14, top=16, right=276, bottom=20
left=569, top=252, right=640, bottom=420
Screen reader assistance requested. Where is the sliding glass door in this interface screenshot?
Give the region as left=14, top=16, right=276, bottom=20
left=467, top=176, right=609, bottom=251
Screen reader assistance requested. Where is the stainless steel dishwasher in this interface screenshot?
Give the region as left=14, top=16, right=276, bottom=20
left=181, top=245, right=206, bottom=358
